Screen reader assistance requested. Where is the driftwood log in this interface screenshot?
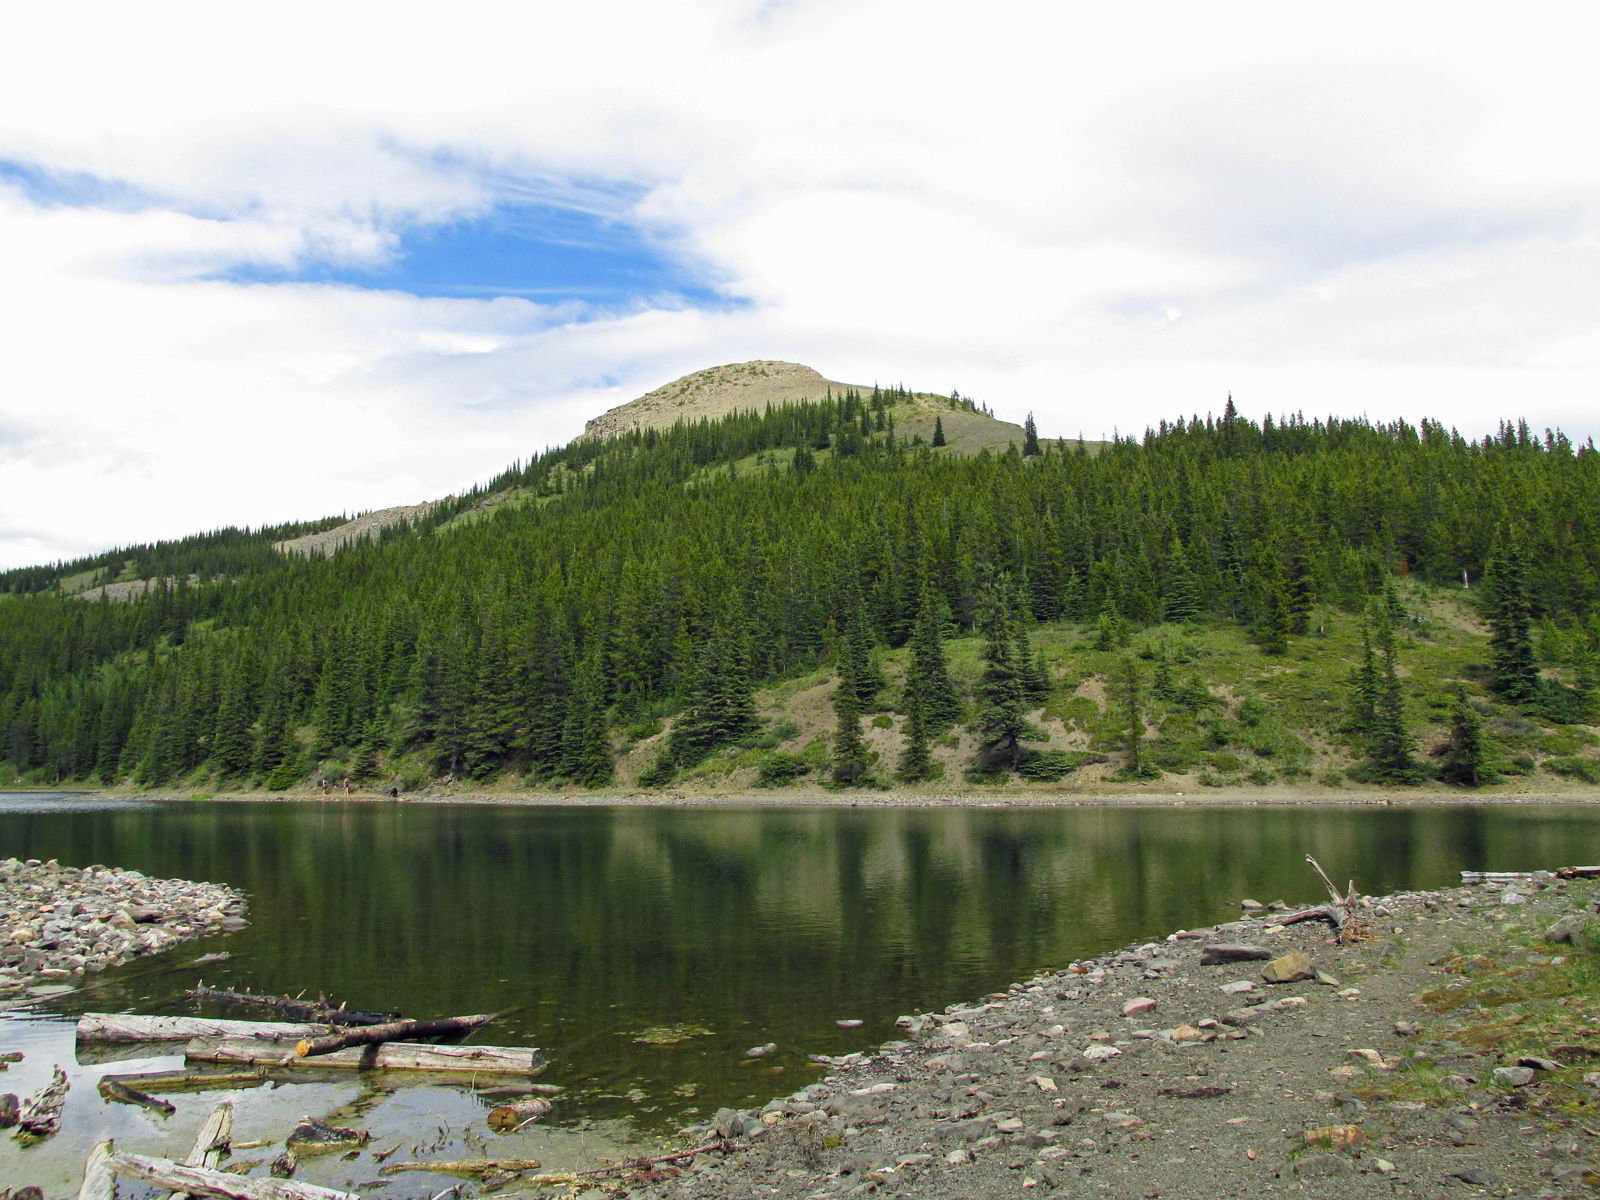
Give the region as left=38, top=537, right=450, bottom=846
left=294, top=1013, right=494, bottom=1058
left=77, top=1139, right=116, bottom=1200
left=379, top=1157, right=545, bottom=1177
left=97, top=1076, right=176, bottom=1115
left=1461, top=866, right=1600, bottom=883
left=186, top=985, right=399, bottom=1027
left=15, top=1066, right=69, bottom=1139
left=164, top=1102, right=235, bottom=1200
left=102, top=1150, right=358, bottom=1200
left=101, top=1068, right=268, bottom=1094
left=78, top=1014, right=330, bottom=1044
left=187, top=1037, right=545, bottom=1075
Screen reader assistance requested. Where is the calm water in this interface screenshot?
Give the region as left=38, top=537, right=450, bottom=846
left=1, top=795, right=1597, bottom=1193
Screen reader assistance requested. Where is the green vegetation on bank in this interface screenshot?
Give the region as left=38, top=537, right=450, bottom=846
left=1, top=386, right=1597, bottom=793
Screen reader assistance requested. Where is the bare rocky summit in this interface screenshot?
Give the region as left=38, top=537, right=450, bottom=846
left=581, top=361, right=861, bottom=441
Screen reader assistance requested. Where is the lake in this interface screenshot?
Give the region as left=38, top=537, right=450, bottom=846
left=2, top=795, right=1597, bottom=1194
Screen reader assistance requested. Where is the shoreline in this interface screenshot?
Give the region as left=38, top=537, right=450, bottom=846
left=12, top=782, right=1600, bottom=810
left=624, top=871, right=1600, bottom=1199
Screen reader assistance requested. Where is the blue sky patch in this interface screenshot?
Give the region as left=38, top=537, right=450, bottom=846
left=227, top=201, right=729, bottom=309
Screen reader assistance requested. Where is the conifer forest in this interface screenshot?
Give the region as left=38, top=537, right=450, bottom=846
left=3, top=387, right=1598, bottom=793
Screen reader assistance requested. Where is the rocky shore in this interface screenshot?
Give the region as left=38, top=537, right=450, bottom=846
left=0, top=858, right=247, bottom=1003
left=629, top=874, right=1600, bottom=1200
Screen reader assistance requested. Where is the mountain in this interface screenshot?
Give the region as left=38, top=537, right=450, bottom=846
left=0, top=378, right=1596, bottom=798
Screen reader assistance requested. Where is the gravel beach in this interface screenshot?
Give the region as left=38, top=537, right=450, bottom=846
left=625, top=873, right=1600, bottom=1200
left=0, top=858, right=247, bottom=1003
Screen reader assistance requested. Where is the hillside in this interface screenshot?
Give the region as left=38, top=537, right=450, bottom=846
left=0, top=376, right=1596, bottom=800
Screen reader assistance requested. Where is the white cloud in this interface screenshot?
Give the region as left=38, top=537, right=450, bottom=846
left=3, top=0, right=1599, bottom=567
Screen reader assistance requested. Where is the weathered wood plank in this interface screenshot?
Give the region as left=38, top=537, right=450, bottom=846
left=107, top=1151, right=358, bottom=1200
left=78, top=1014, right=329, bottom=1044
left=186, top=1037, right=545, bottom=1075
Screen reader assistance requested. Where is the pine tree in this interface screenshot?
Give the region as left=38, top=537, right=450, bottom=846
left=902, top=580, right=961, bottom=731
left=1366, top=616, right=1417, bottom=782
left=932, top=415, right=947, bottom=447
left=1116, top=656, right=1146, bottom=777
left=974, top=578, right=1027, bottom=770
left=1161, top=539, right=1202, bottom=623
left=1022, top=412, right=1041, bottom=457
left=1344, top=624, right=1380, bottom=740
left=668, top=630, right=759, bottom=768
left=831, top=657, right=871, bottom=786
left=896, top=701, right=934, bottom=782
left=561, top=651, right=615, bottom=786
left=1483, top=539, right=1537, bottom=703
left=1438, top=686, right=1488, bottom=788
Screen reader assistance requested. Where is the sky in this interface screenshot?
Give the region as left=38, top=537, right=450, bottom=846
left=2, top=1, right=1598, bottom=569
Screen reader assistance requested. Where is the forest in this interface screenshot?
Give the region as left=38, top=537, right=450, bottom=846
left=2, top=386, right=1597, bottom=794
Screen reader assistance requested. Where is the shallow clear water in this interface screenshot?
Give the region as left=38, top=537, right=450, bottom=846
left=1, top=796, right=1597, bottom=1194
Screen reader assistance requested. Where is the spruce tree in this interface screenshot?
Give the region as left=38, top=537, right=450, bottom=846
left=974, top=578, right=1027, bottom=770
left=831, top=656, right=871, bottom=786
left=1483, top=540, right=1537, bottom=703
left=896, top=701, right=934, bottom=782
left=903, top=580, right=961, bottom=730
left=1022, top=412, right=1041, bottom=457
left=1366, top=617, right=1417, bottom=782
left=1117, top=656, right=1146, bottom=777
left=932, top=415, right=947, bottom=447
left=561, top=651, right=615, bottom=787
left=669, top=630, right=759, bottom=768
left=1438, top=686, right=1488, bottom=788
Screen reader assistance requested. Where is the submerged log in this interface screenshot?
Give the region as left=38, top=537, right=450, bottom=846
left=102, top=1069, right=268, bottom=1094
left=97, top=1076, right=176, bottom=1115
left=79, top=1013, right=330, bottom=1044
left=187, top=1037, right=545, bottom=1075
left=185, top=985, right=399, bottom=1026
left=106, top=1151, right=358, bottom=1200
left=294, top=1013, right=494, bottom=1058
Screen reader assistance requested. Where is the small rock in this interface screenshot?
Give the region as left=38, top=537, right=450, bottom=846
left=1302, top=1125, right=1364, bottom=1149
left=1220, top=980, right=1255, bottom=995
left=1081, top=1044, right=1120, bottom=1061
left=1492, top=1066, right=1536, bottom=1087
left=1374, top=1158, right=1397, bottom=1174
left=714, top=1108, right=749, bottom=1138
left=1314, top=970, right=1341, bottom=986
left=1501, top=891, right=1527, bottom=906
left=1517, top=1055, right=1561, bottom=1072
left=1261, top=952, right=1314, bottom=983
left=1448, top=1167, right=1492, bottom=1185
left=835, top=1019, right=863, bottom=1028
left=1293, top=1153, right=1353, bottom=1178
left=1239, top=898, right=1264, bottom=911
left=1121, top=997, right=1157, bottom=1017
left=745, top=1043, right=778, bottom=1058
left=1100, top=1112, right=1143, bottom=1128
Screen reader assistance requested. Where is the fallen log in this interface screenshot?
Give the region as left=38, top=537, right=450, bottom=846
left=105, top=1151, right=358, bottom=1200
left=102, top=1069, right=268, bottom=1094
left=97, top=1076, right=176, bottom=1116
left=78, top=1139, right=116, bottom=1200
left=380, top=1157, right=544, bottom=1177
left=79, top=1013, right=330, bottom=1044
left=1276, top=903, right=1348, bottom=933
left=294, top=1013, right=494, bottom=1058
left=186, top=985, right=399, bottom=1026
left=15, top=1065, right=69, bottom=1140
left=166, top=1102, right=234, bottom=1200
left=187, top=1037, right=546, bottom=1075
left=1462, top=866, right=1600, bottom=883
